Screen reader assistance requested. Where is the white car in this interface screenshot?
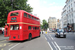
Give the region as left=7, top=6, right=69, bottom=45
left=55, top=29, right=66, bottom=38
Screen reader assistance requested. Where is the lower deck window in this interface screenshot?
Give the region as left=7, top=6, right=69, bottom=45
left=10, top=25, right=19, bottom=30
left=28, top=26, right=31, bottom=30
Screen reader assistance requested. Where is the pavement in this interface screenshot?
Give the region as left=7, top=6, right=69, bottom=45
left=0, top=34, right=9, bottom=41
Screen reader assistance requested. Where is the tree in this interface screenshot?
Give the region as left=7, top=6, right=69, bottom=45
left=41, top=19, right=48, bottom=30
left=0, top=0, right=33, bottom=27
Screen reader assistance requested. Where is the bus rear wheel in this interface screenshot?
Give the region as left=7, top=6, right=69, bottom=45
left=28, top=34, right=32, bottom=41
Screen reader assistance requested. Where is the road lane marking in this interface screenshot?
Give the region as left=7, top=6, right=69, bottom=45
left=0, top=40, right=6, bottom=42
left=54, top=41, right=61, bottom=50
left=0, top=45, right=2, bottom=47
left=44, top=34, right=53, bottom=50
left=47, top=42, right=53, bottom=50
left=4, top=44, right=6, bottom=46
left=49, top=34, right=54, bottom=40
left=9, top=44, right=13, bottom=46
left=51, top=42, right=58, bottom=50
left=9, top=43, right=20, bottom=50
left=1, top=48, right=3, bottom=50
left=45, top=37, right=47, bottom=40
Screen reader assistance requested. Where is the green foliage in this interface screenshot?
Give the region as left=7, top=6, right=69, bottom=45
left=0, top=0, right=33, bottom=27
left=41, top=19, right=48, bottom=30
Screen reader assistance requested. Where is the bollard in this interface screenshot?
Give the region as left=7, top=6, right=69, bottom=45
left=46, top=32, right=47, bottom=34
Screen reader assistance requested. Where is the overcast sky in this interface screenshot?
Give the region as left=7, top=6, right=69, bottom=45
left=27, top=0, right=66, bottom=22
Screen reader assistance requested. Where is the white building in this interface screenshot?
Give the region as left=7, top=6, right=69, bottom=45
left=62, top=5, right=67, bottom=29
left=57, top=19, right=62, bottom=29
left=62, top=0, right=75, bottom=31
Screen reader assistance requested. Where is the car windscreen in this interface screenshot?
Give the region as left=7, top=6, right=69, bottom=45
left=59, top=29, right=64, bottom=32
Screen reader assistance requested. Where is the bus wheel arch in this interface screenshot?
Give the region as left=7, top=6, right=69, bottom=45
left=28, top=33, right=32, bottom=40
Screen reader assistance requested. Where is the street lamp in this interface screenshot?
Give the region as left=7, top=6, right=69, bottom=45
left=10, top=0, right=14, bottom=11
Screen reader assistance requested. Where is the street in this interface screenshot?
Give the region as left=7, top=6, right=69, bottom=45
left=0, top=34, right=51, bottom=50
left=44, top=32, right=75, bottom=50
left=0, top=32, right=75, bottom=50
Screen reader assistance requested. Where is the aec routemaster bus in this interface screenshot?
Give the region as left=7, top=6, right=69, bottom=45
left=4, top=10, right=40, bottom=41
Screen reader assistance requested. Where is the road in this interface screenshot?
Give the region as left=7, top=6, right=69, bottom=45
left=44, top=32, right=75, bottom=50
left=0, top=32, right=75, bottom=50
left=0, top=34, right=51, bottom=50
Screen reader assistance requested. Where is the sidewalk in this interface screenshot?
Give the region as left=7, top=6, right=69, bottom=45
left=66, top=32, right=75, bottom=34
left=0, top=34, right=9, bottom=41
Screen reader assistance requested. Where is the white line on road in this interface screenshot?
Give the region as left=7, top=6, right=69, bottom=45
left=9, top=43, right=20, bottom=50
left=54, top=41, right=61, bottom=50
left=45, top=37, right=47, bottom=40
left=47, top=42, right=53, bottom=50
left=44, top=34, right=53, bottom=50
left=49, top=34, right=54, bottom=40
left=51, top=42, right=58, bottom=50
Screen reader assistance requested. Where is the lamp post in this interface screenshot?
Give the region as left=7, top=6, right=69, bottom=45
left=10, top=0, right=14, bottom=11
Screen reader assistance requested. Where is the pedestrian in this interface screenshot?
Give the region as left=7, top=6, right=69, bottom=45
left=42, top=31, right=43, bottom=34
left=2, top=30, right=4, bottom=35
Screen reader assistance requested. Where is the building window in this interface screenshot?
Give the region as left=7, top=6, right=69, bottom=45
left=71, top=8, right=73, bottom=12
left=72, top=19, right=74, bottom=23
left=74, top=2, right=75, bottom=7
left=69, top=6, right=70, bottom=9
left=72, top=13, right=73, bottom=17
left=71, top=4, right=72, bottom=7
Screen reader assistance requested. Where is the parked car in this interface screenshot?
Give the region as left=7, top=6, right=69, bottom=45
left=55, top=29, right=66, bottom=38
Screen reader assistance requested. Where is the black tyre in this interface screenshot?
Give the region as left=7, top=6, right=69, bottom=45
left=64, top=35, right=66, bottom=38
left=38, top=34, right=40, bottom=37
left=28, top=34, right=32, bottom=40
left=57, top=35, right=60, bottom=38
left=55, top=34, right=56, bottom=37
left=38, top=32, right=40, bottom=37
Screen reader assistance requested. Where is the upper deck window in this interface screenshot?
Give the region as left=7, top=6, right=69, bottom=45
left=28, top=15, right=31, bottom=18
left=35, top=18, right=36, bottom=20
left=37, top=19, right=39, bottom=21
left=24, top=13, right=27, bottom=17
left=32, top=16, right=34, bottom=19
left=10, top=12, right=19, bottom=16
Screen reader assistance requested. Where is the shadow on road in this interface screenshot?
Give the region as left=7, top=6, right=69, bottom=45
left=8, top=37, right=40, bottom=43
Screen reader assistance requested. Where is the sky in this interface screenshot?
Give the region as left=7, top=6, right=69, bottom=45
left=27, top=0, right=66, bottom=22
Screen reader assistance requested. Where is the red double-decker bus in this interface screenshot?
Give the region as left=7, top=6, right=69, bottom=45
left=4, top=10, right=40, bottom=41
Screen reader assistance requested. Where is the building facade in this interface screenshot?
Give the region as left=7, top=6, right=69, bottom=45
left=48, top=17, right=57, bottom=31
left=57, top=19, right=62, bottom=29
left=62, top=0, right=75, bottom=31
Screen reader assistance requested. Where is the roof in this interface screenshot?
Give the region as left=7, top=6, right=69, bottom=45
left=10, top=10, right=39, bottom=19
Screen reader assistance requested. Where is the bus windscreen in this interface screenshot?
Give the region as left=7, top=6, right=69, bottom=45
left=10, top=12, right=19, bottom=16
